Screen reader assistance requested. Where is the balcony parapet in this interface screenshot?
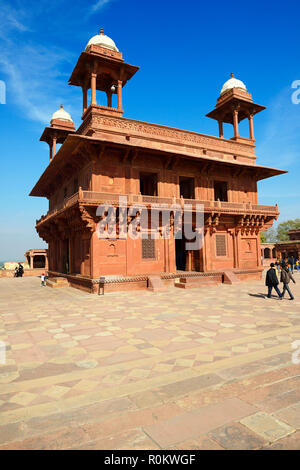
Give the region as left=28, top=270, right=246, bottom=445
left=36, top=191, right=279, bottom=227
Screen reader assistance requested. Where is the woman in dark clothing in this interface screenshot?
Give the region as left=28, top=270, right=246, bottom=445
left=280, top=262, right=296, bottom=300
left=265, top=263, right=282, bottom=299
left=17, top=264, right=24, bottom=278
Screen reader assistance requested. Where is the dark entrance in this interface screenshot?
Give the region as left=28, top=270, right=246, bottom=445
left=140, top=172, right=158, bottom=196
left=179, top=177, right=195, bottom=199
left=175, top=228, right=204, bottom=272
left=214, top=181, right=228, bottom=202
left=62, top=239, right=70, bottom=274
left=175, top=236, right=186, bottom=271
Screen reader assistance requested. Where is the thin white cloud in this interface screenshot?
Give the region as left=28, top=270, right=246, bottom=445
left=0, top=2, right=77, bottom=124
left=0, top=47, right=73, bottom=123
left=90, top=0, right=114, bottom=13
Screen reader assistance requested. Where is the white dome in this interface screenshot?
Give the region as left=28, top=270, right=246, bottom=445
left=220, top=74, right=247, bottom=95
left=51, top=105, right=73, bottom=123
left=86, top=28, right=119, bottom=52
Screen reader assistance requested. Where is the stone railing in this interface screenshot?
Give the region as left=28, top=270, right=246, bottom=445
left=36, top=190, right=279, bottom=226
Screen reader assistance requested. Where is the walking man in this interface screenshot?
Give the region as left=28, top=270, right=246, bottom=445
left=280, top=262, right=296, bottom=300
left=265, top=263, right=282, bottom=299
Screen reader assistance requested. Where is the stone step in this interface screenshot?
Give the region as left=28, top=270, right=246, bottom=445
left=46, top=277, right=69, bottom=288
left=175, top=277, right=219, bottom=289
left=148, top=276, right=167, bottom=292
left=223, top=270, right=241, bottom=284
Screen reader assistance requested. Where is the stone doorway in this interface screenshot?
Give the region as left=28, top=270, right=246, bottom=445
left=175, top=233, right=203, bottom=272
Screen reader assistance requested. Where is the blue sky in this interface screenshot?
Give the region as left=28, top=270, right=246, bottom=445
left=0, top=0, right=299, bottom=260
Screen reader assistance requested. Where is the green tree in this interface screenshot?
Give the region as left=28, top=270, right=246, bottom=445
left=261, top=228, right=277, bottom=243
left=277, top=219, right=300, bottom=241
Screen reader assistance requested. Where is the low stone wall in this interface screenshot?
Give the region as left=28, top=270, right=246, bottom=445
left=0, top=268, right=46, bottom=278
left=47, top=268, right=263, bottom=294
left=234, top=268, right=263, bottom=281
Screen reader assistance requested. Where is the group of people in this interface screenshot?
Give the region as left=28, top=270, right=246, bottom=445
left=275, top=257, right=299, bottom=274
left=266, top=261, right=296, bottom=300
left=14, top=263, right=24, bottom=278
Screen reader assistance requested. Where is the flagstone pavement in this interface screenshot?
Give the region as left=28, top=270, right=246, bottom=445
left=0, top=275, right=300, bottom=450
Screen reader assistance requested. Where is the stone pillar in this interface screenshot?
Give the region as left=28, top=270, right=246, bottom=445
left=82, top=85, right=88, bottom=114
left=218, top=120, right=223, bottom=138
left=91, top=73, right=97, bottom=105
left=203, top=229, right=211, bottom=271
left=232, top=231, right=238, bottom=268
left=233, top=108, right=239, bottom=138
left=248, top=113, right=254, bottom=140
left=235, top=230, right=240, bottom=268
left=49, top=144, right=53, bottom=161
left=52, top=135, right=57, bottom=158
left=30, top=255, right=33, bottom=269
left=117, top=80, right=122, bottom=111
left=187, top=251, right=192, bottom=271
left=107, top=90, right=112, bottom=108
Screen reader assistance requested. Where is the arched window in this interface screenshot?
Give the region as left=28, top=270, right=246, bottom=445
left=264, top=248, right=271, bottom=259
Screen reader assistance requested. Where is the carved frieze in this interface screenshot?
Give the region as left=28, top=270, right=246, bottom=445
left=90, top=115, right=255, bottom=159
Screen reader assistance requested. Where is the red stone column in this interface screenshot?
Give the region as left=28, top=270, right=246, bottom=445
left=233, top=108, right=239, bottom=138
left=52, top=136, right=57, bottom=158
left=117, top=80, right=122, bottom=111
left=235, top=230, right=241, bottom=268
left=218, top=121, right=223, bottom=138
left=91, top=73, right=97, bottom=105
left=203, top=229, right=210, bottom=271
left=248, top=114, right=254, bottom=140
left=107, top=90, right=112, bottom=108
left=82, top=86, right=88, bottom=114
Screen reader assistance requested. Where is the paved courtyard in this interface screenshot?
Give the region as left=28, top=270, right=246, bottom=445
left=0, top=275, right=300, bottom=450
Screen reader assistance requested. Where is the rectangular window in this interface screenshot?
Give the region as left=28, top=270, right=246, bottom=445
left=214, top=181, right=228, bottom=202
left=179, top=176, right=195, bottom=199
left=142, top=236, right=156, bottom=259
left=216, top=234, right=227, bottom=256
left=140, top=172, right=158, bottom=196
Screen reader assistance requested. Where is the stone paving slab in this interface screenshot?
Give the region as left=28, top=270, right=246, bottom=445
left=143, top=398, right=257, bottom=447
left=0, top=275, right=300, bottom=449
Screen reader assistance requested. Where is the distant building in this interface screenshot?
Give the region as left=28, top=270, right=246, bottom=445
left=276, top=230, right=300, bottom=261
left=0, top=249, right=48, bottom=277
left=30, top=29, right=286, bottom=292
left=261, top=229, right=300, bottom=265
left=25, top=249, right=48, bottom=270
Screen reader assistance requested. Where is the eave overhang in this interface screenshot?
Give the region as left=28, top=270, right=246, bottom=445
left=30, top=133, right=287, bottom=198
left=68, top=51, right=139, bottom=88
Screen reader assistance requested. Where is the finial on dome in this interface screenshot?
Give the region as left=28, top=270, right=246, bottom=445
left=231, top=73, right=234, bottom=78
left=60, top=104, right=63, bottom=109
left=100, top=28, right=104, bottom=35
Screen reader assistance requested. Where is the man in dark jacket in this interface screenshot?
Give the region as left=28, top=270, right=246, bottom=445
left=265, top=263, right=282, bottom=299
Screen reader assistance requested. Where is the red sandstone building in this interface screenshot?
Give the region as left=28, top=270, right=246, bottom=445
left=261, top=230, right=300, bottom=265
left=30, top=30, right=286, bottom=292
